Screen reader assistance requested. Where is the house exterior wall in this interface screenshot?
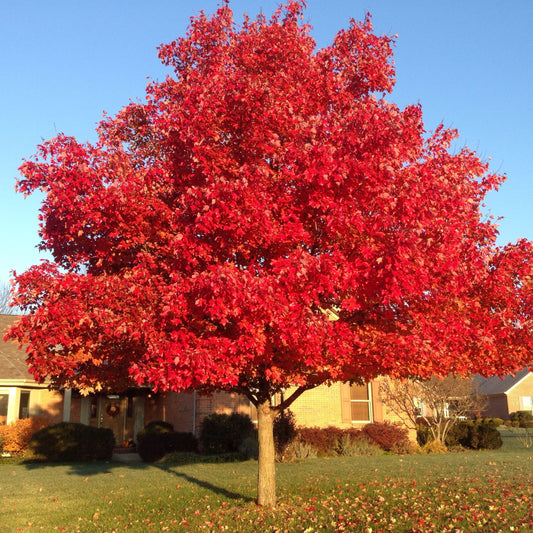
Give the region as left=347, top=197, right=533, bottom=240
left=193, top=391, right=251, bottom=436
left=1, top=380, right=414, bottom=442
left=0, top=386, right=63, bottom=426
left=480, top=374, right=533, bottom=419
left=483, top=394, right=510, bottom=419
left=151, top=391, right=195, bottom=434
left=289, top=383, right=345, bottom=427
left=190, top=379, right=413, bottom=437
left=507, top=374, right=533, bottom=415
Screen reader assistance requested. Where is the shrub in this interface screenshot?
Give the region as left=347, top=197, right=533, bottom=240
left=285, top=440, right=318, bottom=460
left=444, top=422, right=471, bottom=448
left=424, top=420, right=503, bottom=450
left=510, top=411, right=533, bottom=428
left=390, top=439, right=420, bottom=455
left=25, top=422, right=115, bottom=462
left=422, top=440, right=448, bottom=454
left=484, top=417, right=504, bottom=428
left=138, top=431, right=198, bottom=462
left=273, top=409, right=297, bottom=457
left=199, top=412, right=254, bottom=454
left=336, top=434, right=384, bottom=457
left=0, top=416, right=51, bottom=455
left=361, top=421, right=410, bottom=452
left=416, top=424, right=431, bottom=446
left=238, top=436, right=259, bottom=459
left=136, top=420, right=174, bottom=444
left=467, top=421, right=502, bottom=450
left=295, top=426, right=350, bottom=456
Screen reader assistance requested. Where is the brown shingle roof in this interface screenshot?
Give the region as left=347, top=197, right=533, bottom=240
left=0, top=314, right=32, bottom=381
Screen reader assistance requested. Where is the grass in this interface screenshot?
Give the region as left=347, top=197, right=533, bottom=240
left=1, top=432, right=532, bottom=532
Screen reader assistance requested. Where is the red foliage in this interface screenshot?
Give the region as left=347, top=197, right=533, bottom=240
left=7, top=2, right=532, bottom=398
left=296, top=426, right=363, bottom=456
left=361, top=422, right=409, bottom=452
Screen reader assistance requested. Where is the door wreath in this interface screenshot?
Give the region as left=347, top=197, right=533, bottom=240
left=106, top=402, right=120, bottom=417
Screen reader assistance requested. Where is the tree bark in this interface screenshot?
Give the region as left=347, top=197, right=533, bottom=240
left=256, top=399, right=276, bottom=507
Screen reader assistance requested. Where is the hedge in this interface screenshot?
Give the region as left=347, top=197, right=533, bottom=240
left=25, top=422, right=115, bottom=462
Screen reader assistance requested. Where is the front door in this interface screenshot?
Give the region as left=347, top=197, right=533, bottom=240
left=98, top=396, right=127, bottom=445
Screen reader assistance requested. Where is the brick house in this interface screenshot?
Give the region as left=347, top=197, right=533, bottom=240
left=473, top=369, right=533, bottom=419
left=2, top=313, right=404, bottom=444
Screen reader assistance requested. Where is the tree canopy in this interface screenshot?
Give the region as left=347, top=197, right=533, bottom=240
left=6, top=1, right=533, bottom=505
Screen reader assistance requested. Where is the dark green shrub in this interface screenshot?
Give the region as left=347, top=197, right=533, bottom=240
left=467, top=421, right=502, bottom=450
left=483, top=417, right=504, bottom=428
left=416, top=424, right=431, bottom=446
left=136, top=420, right=174, bottom=444
left=444, top=422, right=470, bottom=448
left=273, top=409, right=297, bottom=456
left=419, top=420, right=502, bottom=450
left=138, top=431, right=198, bottom=462
left=510, top=411, right=533, bottom=428
left=25, top=422, right=115, bottom=462
left=362, top=421, right=410, bottom=452
left=238, top=436, right=259, bottom=459
left=199, top=412, right=254, bottom=454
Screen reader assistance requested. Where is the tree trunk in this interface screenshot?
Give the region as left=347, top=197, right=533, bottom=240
left=256, top=399, right=276, bottom=507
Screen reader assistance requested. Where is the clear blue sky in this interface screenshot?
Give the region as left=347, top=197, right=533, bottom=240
left=1, top=1, right=532, bottom=283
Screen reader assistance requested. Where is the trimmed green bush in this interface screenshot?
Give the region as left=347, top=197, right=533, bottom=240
left=136, top=420, right=174, bottom=444
left=273, top=409, right=297, bottom=457
left=138, top=431, right=198, bottom=462
left=416, top=423, right=431, bottom=447
left=467, top=421, right=502, bottom=449
left=484, top=417, right=504, bottom=428
left=510, top=411, right=533, bottom=428
left=419, top=419, right=503, bottom=450
left=25, top=422, right=115, bottom=462
left=199, top=412, right=255, bottom=454
left=444, top=422, right=470, bottom=448
left=238, top=436, right=259, bottom=459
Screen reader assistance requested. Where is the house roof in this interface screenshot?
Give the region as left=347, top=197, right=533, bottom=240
left=473, top=368, right=531, bottom=396
left=0, top=314, right=33, bottom=382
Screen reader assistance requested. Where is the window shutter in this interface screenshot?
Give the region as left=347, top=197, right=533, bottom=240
left=340, top=382, right=352, bottom=423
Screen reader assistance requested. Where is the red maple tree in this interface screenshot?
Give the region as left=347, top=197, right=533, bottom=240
left=7, top=1, right=533, bottom=505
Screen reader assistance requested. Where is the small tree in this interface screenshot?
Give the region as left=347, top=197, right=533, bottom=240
left=380, top=375, right=487, bottom=445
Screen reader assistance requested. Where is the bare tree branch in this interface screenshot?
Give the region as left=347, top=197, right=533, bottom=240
left=380, top=375, right=487, bottom=444
left=0, top=281, right=18, bottom=315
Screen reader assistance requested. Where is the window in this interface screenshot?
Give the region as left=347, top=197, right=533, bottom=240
left=350, top=383, right=372, bottom=422
left=519, top=396, right=533, bottom=412
left=413, top=398, right=424, bottom=417
left=0, top=391, right=8, bottom=425
left=18, top=391, right=30, bottom=419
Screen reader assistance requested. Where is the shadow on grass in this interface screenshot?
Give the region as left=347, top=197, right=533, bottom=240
left=16, top=453, right=254, bottom=502
left=156, top=465, right=255, bottom=502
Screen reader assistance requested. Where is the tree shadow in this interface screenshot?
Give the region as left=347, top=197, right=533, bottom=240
left=156, top=465, right=255, bottom=502
left=21, top=456, right=254, bottom=502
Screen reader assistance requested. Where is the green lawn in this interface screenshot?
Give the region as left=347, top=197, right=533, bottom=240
left=1, top=431, right=532, bottom=532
